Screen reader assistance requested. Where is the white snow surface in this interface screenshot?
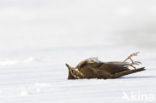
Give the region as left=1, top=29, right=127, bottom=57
left=0, top=46, right=155, bottom=103
left=0, top=0, right=156, bottom=103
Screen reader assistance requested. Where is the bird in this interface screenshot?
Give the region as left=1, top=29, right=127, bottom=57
left=66, top=52, right=145, bottom=79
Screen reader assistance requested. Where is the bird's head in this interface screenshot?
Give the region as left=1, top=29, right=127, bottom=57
left=66, top=64, right=84, bottom=79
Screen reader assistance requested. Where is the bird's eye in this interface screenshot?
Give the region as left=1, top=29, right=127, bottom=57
left=71, top=70, right=76, bottom=75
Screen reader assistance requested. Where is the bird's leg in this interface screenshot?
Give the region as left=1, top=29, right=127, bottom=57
left=123, top=52, right=139, bottom=63
left=127, top=64, right=137, bottom=69
left=123, top=52, right=142, bottom=69
left=124, top=61, right=142, bottom=69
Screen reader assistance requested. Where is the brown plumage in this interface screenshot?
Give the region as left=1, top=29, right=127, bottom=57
left=66, top=52, right=145, bottom=79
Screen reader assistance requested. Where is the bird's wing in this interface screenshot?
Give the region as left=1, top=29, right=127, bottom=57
left=106, top=61, right=130, bottom=66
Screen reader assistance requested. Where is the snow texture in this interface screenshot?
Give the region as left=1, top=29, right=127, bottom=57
left=0, top=0, right=156, bottom=103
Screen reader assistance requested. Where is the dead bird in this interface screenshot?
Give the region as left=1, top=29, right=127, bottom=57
left=66, top=52, right=145, bottom=79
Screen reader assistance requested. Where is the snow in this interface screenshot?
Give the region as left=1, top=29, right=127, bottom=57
left=0, top=0, right=156, bottom=103
left=0, top=46, right=155, bottom=103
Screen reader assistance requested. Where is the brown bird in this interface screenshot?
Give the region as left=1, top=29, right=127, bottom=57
left=66, top=52, right=145, bottom=79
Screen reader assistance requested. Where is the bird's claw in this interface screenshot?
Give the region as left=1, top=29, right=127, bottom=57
left=133, top=61, right=142, bottom=65
left=130, top=52, right=140, bottom=57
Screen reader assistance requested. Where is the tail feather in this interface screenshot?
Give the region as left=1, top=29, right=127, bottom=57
left=112, top=67, right=145, bottom=78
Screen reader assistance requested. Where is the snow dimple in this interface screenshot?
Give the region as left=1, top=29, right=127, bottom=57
left=0, top=57, right=39, bottom=67
left=0, top=59, right=18, bottom=66
left=0, top=82, right=52, bottom=97
left=33, top=82, right=51, bottom=87
left=20, top=90, right=29, bottom=97
left=23, top=57, right=37, bottom=63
